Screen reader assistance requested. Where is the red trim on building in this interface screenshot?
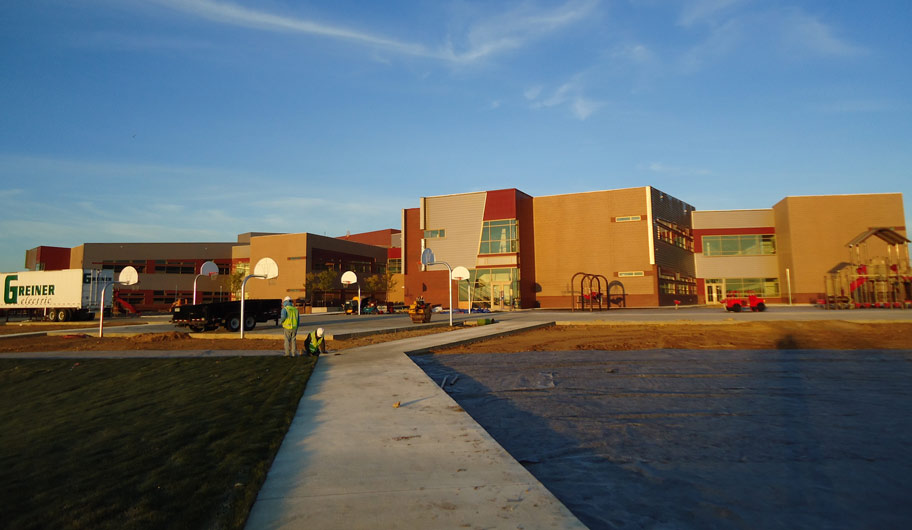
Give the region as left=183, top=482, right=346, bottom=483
left=33, top=246, right=71, bottom=270
left=335, top=228, right=400, bottom=248
left=693, top=227, right=775, bottom=253
left=483, top=189, right=519, bottom=221
left=387, top=247, right=401, bottom=259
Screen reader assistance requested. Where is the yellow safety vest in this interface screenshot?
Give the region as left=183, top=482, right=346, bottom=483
left=282, top=305, right=299, bottom=330
left=307, top=330, right=324, bottom=353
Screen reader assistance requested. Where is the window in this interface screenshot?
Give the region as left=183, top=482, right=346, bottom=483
left=424, top=229, right=446, bottom=239
left=479, top=219, right=518, bottom=255
left=655, top=218, right=694, bottom=251
left=99, top=260, right=146, bottom=273
left=387, top=258, right=402, bottom=274
left=615, top=216, right=642, bottom=222
left=724, top=278, right=780, bottom=297
left=658, top=269, right=696, bottom=295
left=702, top=235, right=776, bottom=256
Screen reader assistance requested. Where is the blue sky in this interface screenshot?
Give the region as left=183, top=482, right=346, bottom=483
left=1, top=0, right=910, bottom=272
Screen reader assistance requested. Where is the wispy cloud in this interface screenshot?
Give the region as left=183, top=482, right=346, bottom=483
left=778, top=9, right=867, bottom=58
left=676, top=6, right=866, bottom=73
left=527, top=76, right=603, bottom=120
left=150, top=0, right=597, bottom=65
left=678, top=0, right=751, bottom=27
left=639, top=162, right=712, bottom=176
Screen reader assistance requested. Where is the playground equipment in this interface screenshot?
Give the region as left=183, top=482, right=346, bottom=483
left=822, top=228, right=912, bottom=309
left=571, top=272, right=611, bottom=311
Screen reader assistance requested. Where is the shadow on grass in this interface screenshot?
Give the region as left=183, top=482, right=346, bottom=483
left=0, top=356, right=316, bottom=530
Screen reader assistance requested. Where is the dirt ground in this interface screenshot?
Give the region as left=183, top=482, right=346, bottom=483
left=0, top=325, right=458, bottom=353
left=2, top=320, right=910, bottom=353
left=434, top=320, right=912, bottom=353
left=0, top=320, right=138, bottom=335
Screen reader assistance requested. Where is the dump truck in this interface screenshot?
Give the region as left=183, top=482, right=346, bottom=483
left=1, top=269, right=114, bottom=321
left=171, top=299, right=282, bottom=332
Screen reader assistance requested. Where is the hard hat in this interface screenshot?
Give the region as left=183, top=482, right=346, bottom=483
left=316, top=327, right=324, bottom=338
left=283, top=296, right=292, bottom=302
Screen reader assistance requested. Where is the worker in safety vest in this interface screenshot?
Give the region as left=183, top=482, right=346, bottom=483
left=303, top=327, right=326, bottom=356
left=280, top=297, right=300, bottom=357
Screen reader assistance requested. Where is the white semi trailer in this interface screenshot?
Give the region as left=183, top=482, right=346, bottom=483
left=1, top=269, right=115, bottom=321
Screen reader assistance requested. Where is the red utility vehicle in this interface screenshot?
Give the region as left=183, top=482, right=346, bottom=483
left=723, top=291, right=767, bottom=312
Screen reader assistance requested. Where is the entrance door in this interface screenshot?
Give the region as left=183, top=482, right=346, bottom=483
left=706, top=282, right=723, bottom=304
left=492, top=282, right=512, bottom=310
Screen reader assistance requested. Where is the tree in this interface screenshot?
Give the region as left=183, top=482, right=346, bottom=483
left=305, top=269, right=338, bottom=306
left=363, top=272, right=397, bottom=299
left=228, top=269, right=246, bottom=301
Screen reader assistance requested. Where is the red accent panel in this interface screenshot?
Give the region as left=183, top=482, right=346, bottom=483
left=693, top=227, right=775, bottom=253
left=35, top=246, right=71, bottom=270
left=387, top=247, right=401, bottom=259
left=483, top=189, right=518, bottom=220
left=335, top=228, right=400, bottom=248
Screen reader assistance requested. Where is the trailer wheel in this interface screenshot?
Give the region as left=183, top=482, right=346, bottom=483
left=47, top=309, right=58, bottom=322
left=243, top=315, right=256, bottom=331
left=756, top=302, right=766, bottom=312
left=57, top=309, right=71, bottom=322
left=226, top=316, right=241, bottom=332
left=189, top=325, right=205, bottom=333
left=731, top=304, right=742, bottom=313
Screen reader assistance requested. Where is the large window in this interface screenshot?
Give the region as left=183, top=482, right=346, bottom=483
left=723, top=278, right=780, bottom=297
left=99, top=260, right=146, bottom=273
left=457, top=268, right=519, bottom=307
left=479, top=219, right=518, bottom=255
left=655, top=218, right=694, bottom=251
left=658, top=269, right=696, bottom=295
left=703, top=235, right=776, bottom=256
left=387, top=258, right=402, bottom=274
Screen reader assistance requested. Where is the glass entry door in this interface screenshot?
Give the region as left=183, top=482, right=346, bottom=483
left=705, top=282, right=723, bottom=304
left=492, top=282, right=512, bottom=310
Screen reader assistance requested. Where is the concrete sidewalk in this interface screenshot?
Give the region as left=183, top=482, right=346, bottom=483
left=244, top=320, right=586, bottom=529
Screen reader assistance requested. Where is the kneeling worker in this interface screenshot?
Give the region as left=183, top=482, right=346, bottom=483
left=303, top=327, right=326, bottom=356
left=281, top=296, right=299, bottom=357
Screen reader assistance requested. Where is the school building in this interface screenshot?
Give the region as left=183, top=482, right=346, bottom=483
left=22, top=187, right=907, bottom=311
left=401, top=188, right=908, bottom=309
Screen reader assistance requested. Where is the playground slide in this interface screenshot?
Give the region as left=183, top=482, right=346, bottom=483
left=113, top=293, right=140, bottom=315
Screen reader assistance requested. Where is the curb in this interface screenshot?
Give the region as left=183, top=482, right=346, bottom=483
left=403, top=321, right=556, bottom=355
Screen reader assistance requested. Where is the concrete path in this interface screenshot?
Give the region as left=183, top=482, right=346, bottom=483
left=244, top=320, right=587, bottom=530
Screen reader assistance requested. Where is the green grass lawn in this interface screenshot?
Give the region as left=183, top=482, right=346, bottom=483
left=0, top=356, right=316, bottom=530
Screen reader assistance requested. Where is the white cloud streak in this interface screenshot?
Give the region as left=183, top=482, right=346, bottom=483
left=150, top=0, right=598, bottom=65
left=639, top=162, right=712, bottom=176
left=529, top=76, right=603, bottom=120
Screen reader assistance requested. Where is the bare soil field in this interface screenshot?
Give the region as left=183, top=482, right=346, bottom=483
left=0, top=320, right=139, bottom=335
left=435, top=320, right=912, bottom=353
left=0, top=326, right=457, bottom=353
